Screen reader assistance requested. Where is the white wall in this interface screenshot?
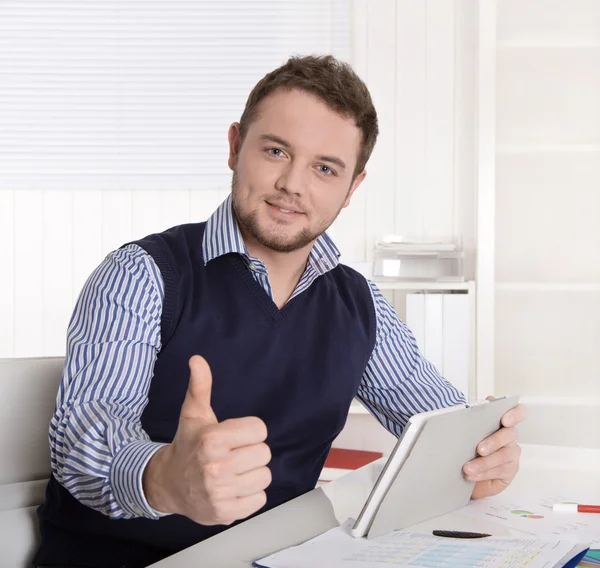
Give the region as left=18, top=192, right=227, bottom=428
left=0, top=189, right=230, bottom=358
left=480, top=0, right=600, bottom=450
left=336, top=0, right=476, bottom=269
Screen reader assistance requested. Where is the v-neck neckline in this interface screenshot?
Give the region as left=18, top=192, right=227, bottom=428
left=228, top=255, right=307, bottom=323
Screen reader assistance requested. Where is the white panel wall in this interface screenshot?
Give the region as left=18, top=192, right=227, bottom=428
left=496, top=153, right=600, bottom=283
left=494, top=0, right=600, bottom=449
left=0, top=188, right=229, bottom=358
left=496, top=290, right=600, bottom=398
left=335, top=0, right=475, bottom=268
left=0, top=191, right=15, bottom=356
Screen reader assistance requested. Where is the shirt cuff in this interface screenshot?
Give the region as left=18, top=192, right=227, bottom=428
left=110, top=439, right=171, bottom=519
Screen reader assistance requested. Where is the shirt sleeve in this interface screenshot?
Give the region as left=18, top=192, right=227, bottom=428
left=49, top=243, right=169, bottom=520
left=357, top=281, right=467, bottom=437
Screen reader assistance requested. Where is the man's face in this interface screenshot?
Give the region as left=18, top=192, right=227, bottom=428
left=228, top=88, right=366, bottom=253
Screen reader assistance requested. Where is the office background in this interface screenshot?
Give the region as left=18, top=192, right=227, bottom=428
left=1, top=1, right=598, bottom=459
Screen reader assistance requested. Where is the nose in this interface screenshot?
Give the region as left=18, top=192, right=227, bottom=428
left=275, top=161, right=308, bottom=196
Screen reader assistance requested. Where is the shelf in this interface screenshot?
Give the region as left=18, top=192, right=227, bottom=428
left=497, top=144, right=600, bottom=154
left=372, top=280, right=473, bottom=292
left=496, top=283, right=600, bottom=292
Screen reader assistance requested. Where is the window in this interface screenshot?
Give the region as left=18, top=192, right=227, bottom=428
left=0, top=1, right=353, bottom=191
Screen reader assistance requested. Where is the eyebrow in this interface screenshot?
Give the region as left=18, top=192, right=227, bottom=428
left=260, top=134, right=347, bottom=171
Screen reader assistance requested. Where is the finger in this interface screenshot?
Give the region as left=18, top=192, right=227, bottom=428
left=471, top=478, right=510, bottom=500
left=235, top=466, right=272, bottom=497
left=232, top=491, right=268, bottom=521
left=476, top=426, right=518, bottom=456
left=200, top=442, right=271, bottom=477
left=209, top=466, right=272, bottom=501
left=194, top=418, right=268, bottom=462
left=501, top=403, right=528, bottom=427
left=180, top=355, right=218, bottom=426
left=217, top=416, right=268, bottom=448
left=212, top=491, right=268, bottom=525
left=467, top=459, right=520, bottom=483
left=464, top=443, right=521, bottom=479
left=229, top=442, right=272, bottom=474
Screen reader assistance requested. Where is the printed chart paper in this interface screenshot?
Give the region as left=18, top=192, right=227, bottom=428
left=459, top=494, right=600, bottom=547
left=254, top=521, right=588, bottom=568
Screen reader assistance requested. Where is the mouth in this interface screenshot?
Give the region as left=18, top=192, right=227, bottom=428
left=265, top=200, right=305, bottom=216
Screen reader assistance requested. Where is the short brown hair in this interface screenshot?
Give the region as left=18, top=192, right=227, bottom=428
left=238, top=55, right=379, bottom=179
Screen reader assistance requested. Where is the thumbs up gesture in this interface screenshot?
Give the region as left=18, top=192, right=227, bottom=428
left=143, top=355, right=272, bottom=525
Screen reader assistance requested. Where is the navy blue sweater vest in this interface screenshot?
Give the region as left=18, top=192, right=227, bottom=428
left=34, top=222, right=376, bottom=568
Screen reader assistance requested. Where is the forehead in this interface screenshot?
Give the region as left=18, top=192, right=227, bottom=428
left=247, top=88, right=362, bottom=164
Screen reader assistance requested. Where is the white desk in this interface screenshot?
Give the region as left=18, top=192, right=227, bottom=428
left=150, top=445, right=600, bottom=567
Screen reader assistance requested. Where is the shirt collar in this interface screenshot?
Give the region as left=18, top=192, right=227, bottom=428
left=202, top=195, right=341, bottom=274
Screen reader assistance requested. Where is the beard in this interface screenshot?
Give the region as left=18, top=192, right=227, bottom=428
left=231, top=169, right=345, bottom=253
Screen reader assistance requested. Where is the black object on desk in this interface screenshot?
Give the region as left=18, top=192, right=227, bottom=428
left=433, top=530, right=491, bottom=539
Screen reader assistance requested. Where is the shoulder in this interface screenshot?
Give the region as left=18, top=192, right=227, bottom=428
left=132, top=222, right=207, bottom=259
left=333, top=263, right=383, bottom=301
left=329, top=262, right=375, bottom=301
left=92, top=244, right=163, bottom=293
left=126, top=222, right=207, bottom=281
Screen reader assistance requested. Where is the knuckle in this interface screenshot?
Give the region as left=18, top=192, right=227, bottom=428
left=250, top=417, right=268, bottom=440
left=261, top=466, right=272, bottom=488
left=256, top=490, right=267, bottom=509
left=202, top=461, right=221, bottom=480
left=198, top=429, right=224, bottom=454
left=261, top=443, right=272, bottom=464
left=206, top=484, right=226, bottom=505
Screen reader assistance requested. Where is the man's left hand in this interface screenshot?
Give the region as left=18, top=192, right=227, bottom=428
left=463, top=398, right=527, bottom=499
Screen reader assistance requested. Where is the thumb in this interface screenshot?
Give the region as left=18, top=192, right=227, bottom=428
left=179, top=355, right=218, bottom=426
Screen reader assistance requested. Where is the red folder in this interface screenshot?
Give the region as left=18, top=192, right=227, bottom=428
left=319, top=448, right=384, bottom=482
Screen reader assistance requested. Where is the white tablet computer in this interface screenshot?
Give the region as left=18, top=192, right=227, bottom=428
left=350, top=395, right=520, bottom=539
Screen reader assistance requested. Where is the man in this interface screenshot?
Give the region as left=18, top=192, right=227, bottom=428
left=34, top=55, right=525, bottom=568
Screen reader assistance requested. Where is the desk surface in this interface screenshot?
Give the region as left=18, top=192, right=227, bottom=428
left=150, top=446, right=600, bottom=567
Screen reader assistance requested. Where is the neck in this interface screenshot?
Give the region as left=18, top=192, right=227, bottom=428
left=241, top=231, right=314, bottom=309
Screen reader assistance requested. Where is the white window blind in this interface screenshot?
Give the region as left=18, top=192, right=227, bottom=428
left=0, top=1, right=352, bottom=191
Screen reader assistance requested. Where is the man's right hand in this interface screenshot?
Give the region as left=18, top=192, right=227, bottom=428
left=143, top=355, right=272, bottom=525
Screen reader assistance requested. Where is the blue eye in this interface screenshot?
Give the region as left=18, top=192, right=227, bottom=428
left=318, top=165, right=333, bottom=175
left=268, top=148, right=283, bottom=157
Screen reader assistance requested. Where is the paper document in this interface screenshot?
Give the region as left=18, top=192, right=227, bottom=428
left=459, top=494, right=600, bottom=547
left=254, top=520, right=588, bottom=568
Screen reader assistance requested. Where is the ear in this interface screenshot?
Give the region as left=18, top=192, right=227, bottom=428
left=343, top=170, right=367, bottom=208
left=228, top=122, right=242, bottom=171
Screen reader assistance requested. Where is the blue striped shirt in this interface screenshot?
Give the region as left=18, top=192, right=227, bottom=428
left=49, top=195, right=465, bottom=520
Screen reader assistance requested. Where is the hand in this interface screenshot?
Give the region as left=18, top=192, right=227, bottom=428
left=143, top=355, right=272, bottom=525
left=463, top=397, right=527, bottom=499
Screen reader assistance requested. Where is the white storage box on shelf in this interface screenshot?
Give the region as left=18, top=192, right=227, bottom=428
left=373, top=237, right=464, bottom=282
